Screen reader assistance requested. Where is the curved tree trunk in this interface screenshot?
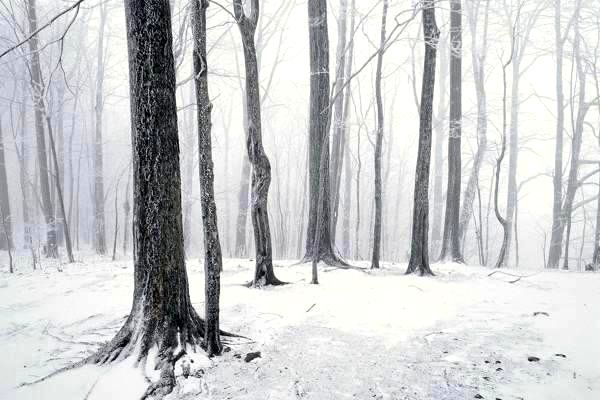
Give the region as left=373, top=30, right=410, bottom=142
left=406, top=0, right=438, bottom=276
left=234, top=0, right=283, bottom=286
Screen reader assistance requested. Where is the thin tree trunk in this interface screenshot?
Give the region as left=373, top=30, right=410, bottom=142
left=191, top=0, right=224, bottom=355
left=0, top=117, right=13, bottom=251
left=406, top=0, right=438, bottom=276
left=371, top=0, right=388, bottom=269
left=234, top=0, right=283, bottom=286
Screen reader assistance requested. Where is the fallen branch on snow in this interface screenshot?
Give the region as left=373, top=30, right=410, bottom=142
left=487, top=270, right=541, bottom=284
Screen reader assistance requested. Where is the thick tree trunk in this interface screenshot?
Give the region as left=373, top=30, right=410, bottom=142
left=93, top=3, right=108, bottom=255
left=0, top=117, right=13, bottom=251
left=234, top=0, right=283, bottom=286
left=459, top=0, right=489, bottom=253
left=304, top=0, right=343, bottom=265
left=26, top=0, right=57, bottom=258
left=89, top=2, right=221, bottom=396
left=371, top=0, right=388, bottom=269
left=191, top=0, right=223, bottom=355
left=406, top=0, right=438, bottom=276
left=440, top=0, right=464, bottom=263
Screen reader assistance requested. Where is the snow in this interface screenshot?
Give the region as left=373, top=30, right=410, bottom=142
left=0, top=255, right=598, bottom=399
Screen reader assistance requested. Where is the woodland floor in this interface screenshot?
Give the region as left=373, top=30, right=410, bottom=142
left=0, top=254, right=598, bottom=399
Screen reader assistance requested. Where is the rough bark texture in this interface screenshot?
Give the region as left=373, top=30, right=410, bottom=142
left=406, top=0, right=438, bottom=276
left=89, top=2, right=216, bottom=396
left=371, top=0, right=388, bottom=270
left=304, top=0, right=342, bottom=265
left=234, top=0, right=283, bottom=286
left=93, top=2, right=107, bottom=255
left=0, top=117, right=13, bottom=251
left=459, top=0, right=489, bottom=253
left=440, top=0, right=464, bottom=263
left=26, top=0, right=57, bottom=258
left=191, top=0, right=223, bottom=356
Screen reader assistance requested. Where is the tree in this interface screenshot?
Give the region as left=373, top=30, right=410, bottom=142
left=406, top=0, right=439, bottom=276
left=440, top=0, right=464, bottom=263
left=88, top=1, right=223, bottom=395
left=304, top=0, right=343, bottom=265
left=233, top=0, right=284, bottom=286
left=191, top=0, right=223, bottom=356
left=26, top=0, right=58, bottom=258
left=458, top=0, right=490, bottom=253
left=0, top=116, right=13, bottom=252
left=93, top=1, right=107, bottom=255
left=371, top=0, right=389, bottom=269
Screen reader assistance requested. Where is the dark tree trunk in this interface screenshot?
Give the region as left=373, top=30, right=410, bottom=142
left=191, top=0, right=224, bottom=356
left=93, top=2, right=108, bottom=255
left=371, top=0, right=388, bottom=269
left=89, top=2, right=221, bottom=395
left=440, top=0, right=464, bottom=263
left=26, top=0, right=57, bottom=258
left=234, top=0, right=283, bottom=286
left=406, top=0, right=439, bottom=276
left=0, top=117, right=13, bottom=251
left=304, top=0, right=343, bottom=265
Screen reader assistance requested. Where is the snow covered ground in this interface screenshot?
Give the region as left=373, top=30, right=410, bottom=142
left=0, top=255, right=598, bottom=399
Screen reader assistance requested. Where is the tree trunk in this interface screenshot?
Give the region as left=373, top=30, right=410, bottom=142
left=459, top=0, right=489, bottom=253
left=406, top=0, right=438, bottom=276
left=371, top=0, right=388, bottom=269
left=329, top=0, right=348, bottom=244
left=93, top=2, right=108, bottom=255
left=440, top=0, right=464, bottom=263
left=26, top=0, right=57, bottom=258
left=191, top=0, right=223, bottom=355
left=304, top=0, right=343, bottom=265
left=234, top=0, right=283, bottom=286
left=0, top=117, right=13, bottom=251
left=89, top=2, right=222, bottom=395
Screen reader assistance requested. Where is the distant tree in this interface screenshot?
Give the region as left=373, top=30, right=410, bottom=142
left=371, top=0, right=389, bottom=269
left=0, top=116, right=13, bottom=252
left=406, top=0, right=439, bottom=276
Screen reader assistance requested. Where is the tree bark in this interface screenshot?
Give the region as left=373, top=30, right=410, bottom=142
left=406, top=0, right=439, bottom=276
left=371, top=0, right=388, bottom=269
left=304, top=0, right=343, bottom=265
left=440, top=0, right=464, bottom=263
left=191, top=0, right=223, bottom=355
left=89, top=2, right=223, bottom=396
left=234, top=0, right=283, bottom=286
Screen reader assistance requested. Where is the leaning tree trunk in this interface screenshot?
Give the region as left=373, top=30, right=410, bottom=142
left=93, top=2, right=108, bottom=255
left=0, top=117, right=13, bottom=251
left=440, top=0, right=464, bottom=263
left=458, top=0, right=489, bottom=253
left=191, top=0, right=223, bottom=355
left=88, top=2, right=224, bottom=397
left=371, top=0, right=388, bottom=270
left=406, top=0, right=439, bottom=276
left=234, top=0, right=283, bottom=286
left=304, top=0, right=343, bottom=265
left=26, top=0, right=57, bottom=258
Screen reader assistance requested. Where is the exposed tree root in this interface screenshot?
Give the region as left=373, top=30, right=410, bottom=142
left=488, top=270, right=540, bottom=284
